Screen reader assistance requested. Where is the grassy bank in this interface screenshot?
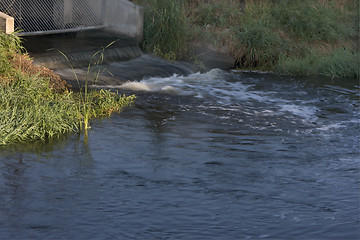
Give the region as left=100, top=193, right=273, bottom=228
left=133, top=0, right=359, bottom=78
left=0, top=33, right=135, bottom=146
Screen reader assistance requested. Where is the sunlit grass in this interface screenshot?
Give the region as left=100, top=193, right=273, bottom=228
left=0, top=33, right=135, bottom=146
left=138, top=0, right=189, bottom=60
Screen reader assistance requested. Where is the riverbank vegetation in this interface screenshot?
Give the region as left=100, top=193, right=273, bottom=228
left=0, top=33, right=135, bottom=146
left=133, top=0, right=359, bottom=78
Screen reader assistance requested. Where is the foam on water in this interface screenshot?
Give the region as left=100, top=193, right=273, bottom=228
left=279, top=104, right=319, bottom=123
left=109, top=69, right=324, bottom=123
left=98, top=68, right=358, bottom=130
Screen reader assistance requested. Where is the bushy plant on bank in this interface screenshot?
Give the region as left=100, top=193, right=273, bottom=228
left=137, top=0, right=189, bottom=60
left=133, top=0, right=359, bottom=78
left=0, top=33, right=135, bottom=146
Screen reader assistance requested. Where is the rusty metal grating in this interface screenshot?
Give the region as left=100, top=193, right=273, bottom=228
left=0, top=0, right=103, bottom=35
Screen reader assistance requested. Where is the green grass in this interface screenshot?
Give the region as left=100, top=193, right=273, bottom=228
left=0, top=33, right=135, bottom=146
left=189, top=1, right=240, bottom=29
left=231, top=15, right=286, bottom=68
left=138, top=0, right=189, bottom=60
left=0, top=33, right=23, bottom=76
left=134, top=0, right=359, bottom=78
left=277, top=48, right=360, bottom=78
left=230, top=0, right=358, bottom=71
left=271, top=0, right=348, bottom=42
left=0, top=76, right=79, bottom=144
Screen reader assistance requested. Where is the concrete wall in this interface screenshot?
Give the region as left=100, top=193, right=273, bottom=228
left=85, top=0, right=104, bottom=22
left=86, top=0, right=143, bottom=41
left=0, top=11, right=14, bottom=34
left=1, top=0, right=143, bottom=39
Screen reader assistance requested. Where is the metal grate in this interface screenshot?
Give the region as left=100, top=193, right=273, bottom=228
left=0, top=0, right=103, bottom=35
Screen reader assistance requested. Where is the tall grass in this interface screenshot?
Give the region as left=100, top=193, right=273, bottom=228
left=271, top=0, right=348, bottom=42
left=230, top=0, right=357, bottom=70
left=135, top=0, right=189, bottom=60
left=0, top=33, right=135, bottom=146
left=0, top=76, right=79, bottom=144
left=189, top=1, right=240, bottom=28
left=136, top=0, right=359, bottom=78
left=186, top=0, right=241, bottom=49
left=230, top=3, right=286, bottom=68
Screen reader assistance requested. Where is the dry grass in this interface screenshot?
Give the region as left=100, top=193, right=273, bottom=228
left=8, top=54, right=70, bottom=92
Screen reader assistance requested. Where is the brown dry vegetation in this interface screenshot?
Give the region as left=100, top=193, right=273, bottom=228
left=0, top=32, right=69, bottom=92
left=7, top=54, right=70, bottom=92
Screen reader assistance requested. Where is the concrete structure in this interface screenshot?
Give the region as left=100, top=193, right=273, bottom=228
left=0, top=0, right=143, bottom=41
left=86, top=0, right=143, bottom=41
left=102, top=0, right=143, bottom=41
left=0, top=11, right=14, bottom=34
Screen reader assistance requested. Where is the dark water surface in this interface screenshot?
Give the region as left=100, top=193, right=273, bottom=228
left=1, top=68, right=359, bottom=239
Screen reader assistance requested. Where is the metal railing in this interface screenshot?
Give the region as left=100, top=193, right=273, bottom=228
left=0, top=0, right=103, bottom=35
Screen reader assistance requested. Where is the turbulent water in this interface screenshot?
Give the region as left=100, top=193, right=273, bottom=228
left=1, top=67, right=359, bottom=239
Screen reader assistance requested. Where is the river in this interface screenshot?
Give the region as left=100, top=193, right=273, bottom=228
left=0, top=33, right=359, bottom=239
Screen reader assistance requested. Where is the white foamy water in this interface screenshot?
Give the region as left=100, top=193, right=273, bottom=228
left=100, top=69, right=324, bottom=124
left=101, top=68, right=233, bottom=96
left=279, top=104, right=319, bottom=123
left=96, top=69, right=359, bottom=131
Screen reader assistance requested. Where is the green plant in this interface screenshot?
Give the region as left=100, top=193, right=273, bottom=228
left=277, top=48, right=360, bottom=78
left=190, top=1, right=240, bottom=28
left=271, top=0, right=347, bottom=42
left=0, top=33, right=135, bottom=145
left=0, top=33, right=23, bottom=76
left=232, top=10, right=287, bottom=68
left=135, top=0, right=359, bottom=78
left=141, top=0, right=189, bottom=59
left=0, top=76, right=80, bottom=144
left=58, top=41, right=136, bottom=130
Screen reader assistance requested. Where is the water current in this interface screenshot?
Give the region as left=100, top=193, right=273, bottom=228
left=1, top=35, right=359, bottom=239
